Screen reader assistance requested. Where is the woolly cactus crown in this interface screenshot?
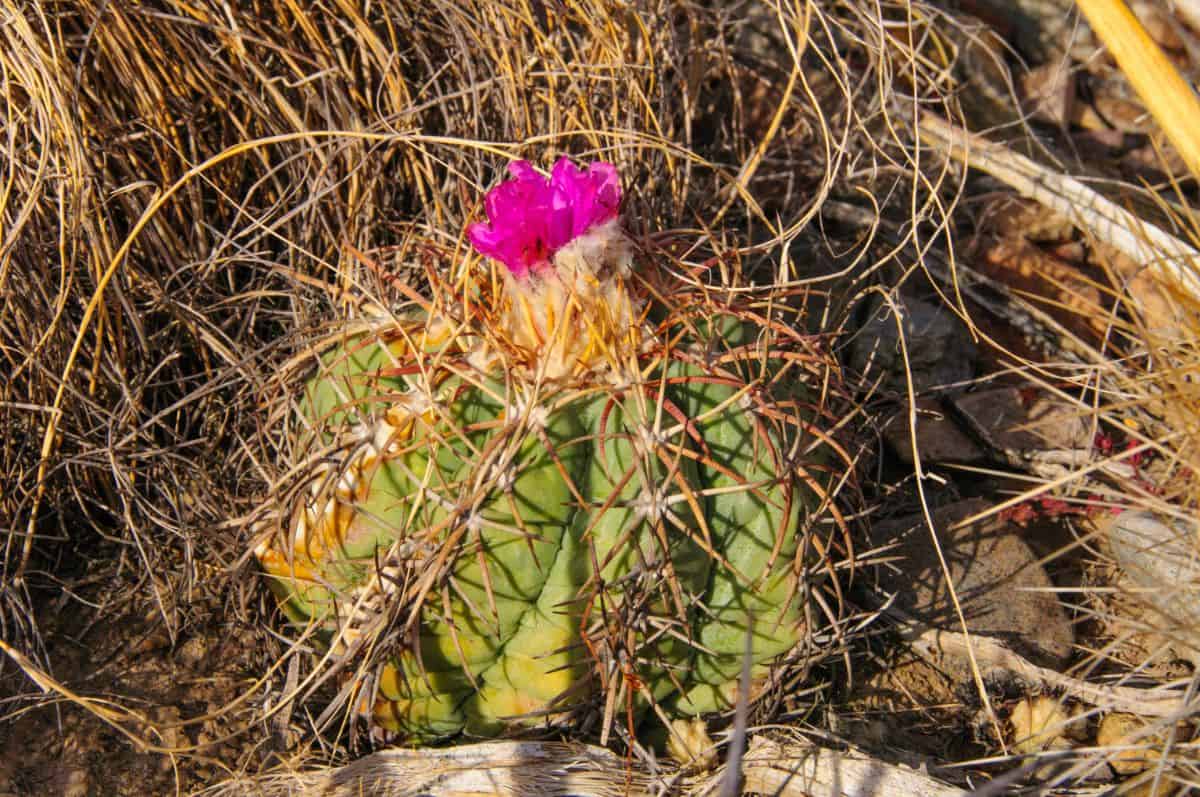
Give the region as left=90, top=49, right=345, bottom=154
left=464, top=157, right=639, bottom=381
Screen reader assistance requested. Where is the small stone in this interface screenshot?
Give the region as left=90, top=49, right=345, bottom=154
left=1119, top=781, right=1181, bottom=797
left=1105, top=511, right=1200, bottom=666
left=882, top=398, right=985, bottom=465
left=176, top=635, right=207, bottom=668
left=1020, top=62, right=1076, bottom=127
left=666, top=717, right=717, bottom=771
left=1130, top=2, right=1184, bottom=52
left=952, top=386, right=1091, bottom=465
left=873, top=498, right=1075, bottom=674
left=1009, top=696, right=1075, bottom=755
left=60, top=766, right=89, bottom=797
left=849, top=296, right=976, bottom=395
left=1096, top=714, right=1159, bottom=776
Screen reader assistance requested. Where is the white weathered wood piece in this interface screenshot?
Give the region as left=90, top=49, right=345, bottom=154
left=198, top=736, right=971, bottom=797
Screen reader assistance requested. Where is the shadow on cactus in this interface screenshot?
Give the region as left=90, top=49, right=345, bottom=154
left=254, top=157, right=858, bottom=746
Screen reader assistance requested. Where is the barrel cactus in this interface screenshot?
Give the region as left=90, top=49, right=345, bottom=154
left=255, top=157, right=853, bottom=743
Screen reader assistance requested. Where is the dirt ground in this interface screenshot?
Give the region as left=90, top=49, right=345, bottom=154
left=4, top=0, right=1200, bottom=794
left=0, top=550, right=282, bottom=795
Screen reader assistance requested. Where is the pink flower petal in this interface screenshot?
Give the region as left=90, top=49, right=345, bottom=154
left=550, top=157, right=621, bottom=238
left=468, top=157, right=623, bottom=277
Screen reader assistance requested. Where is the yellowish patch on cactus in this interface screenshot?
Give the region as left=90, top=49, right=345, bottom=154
left=473, top=676, right=574, bottom=728
left=255, top=403, right=427, bottom=590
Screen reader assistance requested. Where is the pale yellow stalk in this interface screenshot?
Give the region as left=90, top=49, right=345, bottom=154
left=1076, top=0, right=1200, bottom=181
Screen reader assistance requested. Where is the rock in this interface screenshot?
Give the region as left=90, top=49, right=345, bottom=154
left=883, top=398, right=986, bottom=465
left=955, top=24, right=1025, bottom=129
left=952, top=386, right=1092, bottom=467
left=954, top=0, right=1074, bottom=62
left=1092, top=711, right=1191, bottom=791
left=873, top=499, right=1075, bottom=675
left=1105, top=511, right=1200, bottom=666
left=1130, top=2, right=1185, bottom=52
left=1020, top=62, right=1077, bottom=127
left=61, top=765, right=89, bottom=797
left=849, top=296, right=976, bottom=395
left=1009, top=695, right=1076, bottom=754
left=1096, top=713, right=1156, bottom=776
left=665, top=717, right=717, bottom=770
left=176, top=635, right=207, bottom=668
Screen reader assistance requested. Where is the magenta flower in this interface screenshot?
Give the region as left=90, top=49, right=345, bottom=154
left=468, top=157, right=622, bottom=278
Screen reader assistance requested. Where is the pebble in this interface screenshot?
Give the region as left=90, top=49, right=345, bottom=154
left=952, top=386, right=1092, bottom=463
left=1096, top=713, right=1157, bottom=776
left=882, top=398, right=986, bottom=465
left=873, top=498, right=1075, bottom=677
left=849, top=296, right=976, bottom=395
left=1105, top=511, right=1200, bottom=666
left=1009, top=695, right=1076, bottom=754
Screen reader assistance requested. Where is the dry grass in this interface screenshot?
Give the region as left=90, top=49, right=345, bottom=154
left=3, top=0, right=1197, bottom=794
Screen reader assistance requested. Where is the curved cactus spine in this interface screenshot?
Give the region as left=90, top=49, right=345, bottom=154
left=254, top=159, right=854, bottom=743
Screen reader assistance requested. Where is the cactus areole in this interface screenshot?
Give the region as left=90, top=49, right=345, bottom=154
left=256, top=157, right=849, bottom=742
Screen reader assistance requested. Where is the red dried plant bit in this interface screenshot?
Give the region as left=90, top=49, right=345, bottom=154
left=1094, top=431, right=1116, bottom=456
left=1038, top=496, right=1073, bottom=517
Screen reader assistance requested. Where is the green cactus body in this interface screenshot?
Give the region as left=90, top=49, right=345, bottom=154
left=257, top=293, right=839, bottom=743
left=253, top=147, right=852, bottom=741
